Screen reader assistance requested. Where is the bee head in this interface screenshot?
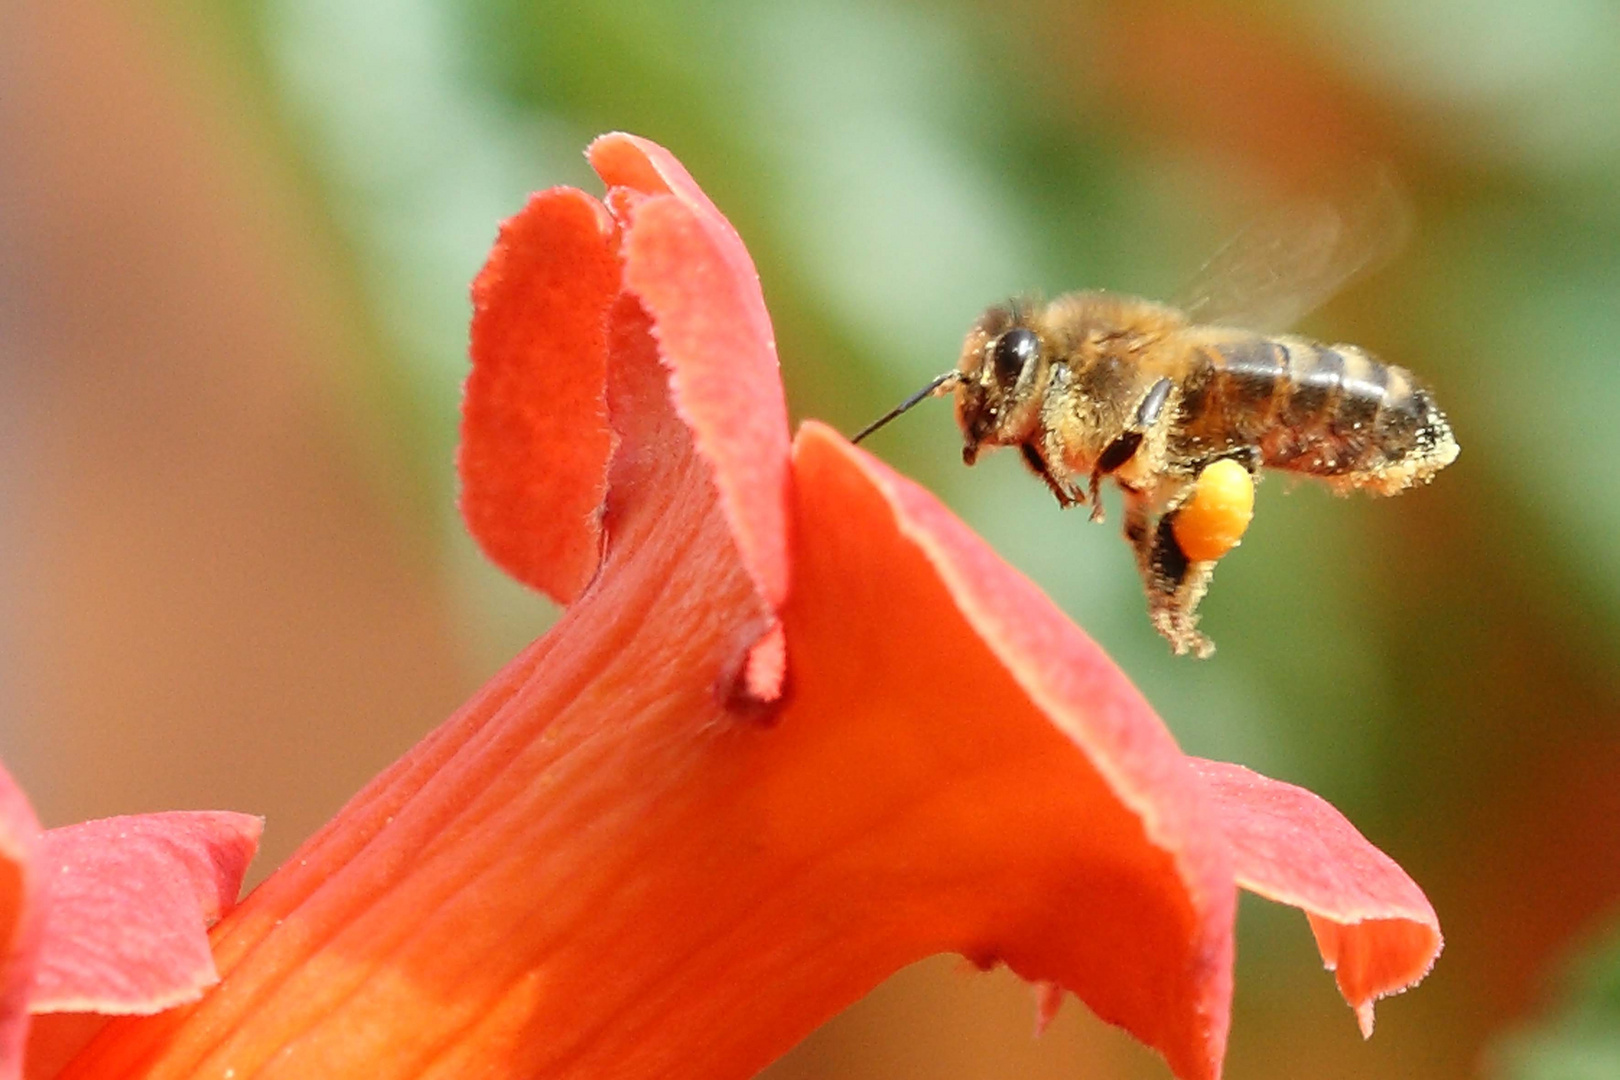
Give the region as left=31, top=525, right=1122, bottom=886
left=956, top=303, right=1050, bottom=465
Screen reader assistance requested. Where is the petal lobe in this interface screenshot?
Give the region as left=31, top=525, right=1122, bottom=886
left=31, top=812, right=262, bottom=1015
left=0, top=765, right=42, bottom=1080
left=1192, top=759, right=1441, bottom=1034
left=461, top=187, right=621, bottom=605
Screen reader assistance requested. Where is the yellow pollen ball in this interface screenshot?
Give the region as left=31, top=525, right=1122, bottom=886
left=1172, top=458, right=1255, bottom=562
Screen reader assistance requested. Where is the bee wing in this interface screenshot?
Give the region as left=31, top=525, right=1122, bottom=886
left=1173, top=167, right=1412, bottom=333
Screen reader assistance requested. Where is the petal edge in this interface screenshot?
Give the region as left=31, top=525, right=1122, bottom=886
left=1191, top=759, right=1441, bottom=1036
left=593, top=134, right=791, bottom=624
left=31, top=812, right=262, bottom=1016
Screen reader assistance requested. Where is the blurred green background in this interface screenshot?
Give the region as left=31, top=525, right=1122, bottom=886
left=4, top=1, right=1619, bottom=1077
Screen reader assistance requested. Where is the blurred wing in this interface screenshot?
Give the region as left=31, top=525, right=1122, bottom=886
left=1174, top=167, right=1412, bottom=333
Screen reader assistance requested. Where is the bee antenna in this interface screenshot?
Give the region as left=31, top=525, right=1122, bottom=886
left=850, top=371, right=963, bottom=445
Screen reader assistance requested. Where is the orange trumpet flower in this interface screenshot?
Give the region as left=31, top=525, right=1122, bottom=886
left=53, top=134, right=1437, bottom=1080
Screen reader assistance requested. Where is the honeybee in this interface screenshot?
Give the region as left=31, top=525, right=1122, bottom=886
left=853, top=177, right=1458, bottom=657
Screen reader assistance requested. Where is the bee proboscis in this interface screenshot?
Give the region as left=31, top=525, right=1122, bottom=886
left=852, top=178, right=1459, bottom=658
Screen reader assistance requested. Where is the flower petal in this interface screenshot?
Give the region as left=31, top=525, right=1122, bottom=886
left=786, top=421, right=1235, bottom=1080
left=590, top=133, right=791, bottom=619
left=0, top=765, right=43, bottom=1080
left=1190, top=759, right=1441, bottom=1036
left=586, top=134, right=775, bottom=367
left=23, top=1015, right=114, bottom=1080
left=463, top=135, right=790, bottom=691
left=461, top=186, right=621, bottom=604
left=30, top=812, right=262, bottom=1015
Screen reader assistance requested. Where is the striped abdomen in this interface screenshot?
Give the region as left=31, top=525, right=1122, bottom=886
left=1176, top=335, right=1458, bottom=493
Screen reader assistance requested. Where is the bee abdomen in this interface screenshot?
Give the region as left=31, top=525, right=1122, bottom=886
left=1200, top=337, right=1457, bottom=491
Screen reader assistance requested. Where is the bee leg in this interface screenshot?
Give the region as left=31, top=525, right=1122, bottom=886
left=1087, top=432, right=1142, bottom=524
left=1021, top=442, right=1081, bottom=509
left=1088, top=379, right=1173, bottom=524
left=1149, top=512, right=1218, bottom=658
left=1122, top=495, right=1156, bottom=576
left=1087, top=470, right=1107, bottom=523
left=1124, top=493, right=1217, bottom=659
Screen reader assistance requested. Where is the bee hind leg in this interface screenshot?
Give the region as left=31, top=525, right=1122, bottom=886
left=1124, top=495, right=1218, bottom=659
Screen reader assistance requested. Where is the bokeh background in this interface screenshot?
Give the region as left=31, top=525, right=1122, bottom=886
left=4, top=2, right=1619, bottom=1078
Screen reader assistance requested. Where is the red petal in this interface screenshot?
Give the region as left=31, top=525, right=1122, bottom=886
left=0, top=765, right=43, bottom=1080
left=587, top=134, right=769, bottom=334
left=789, top=422, right=1235, bottom=1080
left=1190, top=759, right=1441, bottom=1036
left=460, top=186, right=622, bottom=604
left=590, top=134, right=791, bottom=618
left=22, top=1014, right=108, bottom=1080
left=30, top=812, right=262, bottom=1015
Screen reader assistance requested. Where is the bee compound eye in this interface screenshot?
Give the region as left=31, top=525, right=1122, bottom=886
left=992, top=327, right=1040, bottom=382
